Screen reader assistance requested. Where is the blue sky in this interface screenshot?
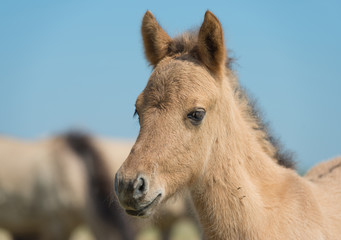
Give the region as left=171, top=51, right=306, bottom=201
left=0, top=1, right=340, bottom=170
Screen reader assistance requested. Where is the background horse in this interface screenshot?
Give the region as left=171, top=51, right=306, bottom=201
left=115, top=11, right=341, bottom=240
left=0, top=132, right=134, bottom=240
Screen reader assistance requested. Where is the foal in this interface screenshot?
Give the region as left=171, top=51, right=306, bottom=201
left=115, top=11, right=341, bottom=239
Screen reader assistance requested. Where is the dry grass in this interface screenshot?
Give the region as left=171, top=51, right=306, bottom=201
left=0, top=230, right=11, bottom=240
left=137, top=219, right=200, bottom=240
left=70, top=226, right=96, bottom=240
left=0, top=219, right=201, bottom=240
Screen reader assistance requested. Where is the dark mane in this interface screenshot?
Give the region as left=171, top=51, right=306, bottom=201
left=166, top=31, right=296, bottom=169
left=62, top=131, right=135, bottom=239
left=234, top=86, right=296, bottom=169
left=167, top=31, right=234, bottom=69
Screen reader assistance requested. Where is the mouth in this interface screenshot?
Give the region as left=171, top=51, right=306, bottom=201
left=125, top=193, right=162, bottom=217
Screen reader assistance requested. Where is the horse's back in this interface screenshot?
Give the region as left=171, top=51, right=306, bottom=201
left=304, top=156, right=341, bottom=239
left=0, top=136, right=87, bottom=205
left=0, top=137, right=51, bottom=194
left=93, top=138, right=133, bottom=172
left=305, top=156, right=341, bottom=183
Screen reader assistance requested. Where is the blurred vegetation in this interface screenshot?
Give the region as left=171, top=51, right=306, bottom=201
left=0, top=218, right=200, bottom=240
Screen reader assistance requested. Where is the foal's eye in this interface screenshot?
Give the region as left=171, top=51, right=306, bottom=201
left=187, top=108, right=206, bottom=126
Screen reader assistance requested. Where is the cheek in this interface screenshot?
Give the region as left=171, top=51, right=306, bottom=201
left=155, top=134, right=199, bottom=192
left=190, top=115, right=217, bottom=163
left=191, top=135, right=212, bottom=164
left=179, top=129, right=211, bottom=172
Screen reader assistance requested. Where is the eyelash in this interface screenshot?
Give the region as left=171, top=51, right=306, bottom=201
left=133, top=109, right=138, bottom=118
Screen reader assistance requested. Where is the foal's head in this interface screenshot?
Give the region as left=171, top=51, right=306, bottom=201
left=115, top=10, right=233, bottom=217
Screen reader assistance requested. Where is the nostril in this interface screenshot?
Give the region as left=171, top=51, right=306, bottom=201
left=133, top=175, right=148, bottom=199
left=137, top=177, right=145, bottom=192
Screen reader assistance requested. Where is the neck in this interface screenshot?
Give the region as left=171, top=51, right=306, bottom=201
left=189, top=80, right=320, bottom=239
left=191, top=126, right=272, bottom=239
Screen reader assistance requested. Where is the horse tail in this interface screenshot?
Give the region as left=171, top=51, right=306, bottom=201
left=62, top=131, right=134, bottom=240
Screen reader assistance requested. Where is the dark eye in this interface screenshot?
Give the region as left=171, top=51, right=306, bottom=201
left=187, top=109, right=206, bottom=125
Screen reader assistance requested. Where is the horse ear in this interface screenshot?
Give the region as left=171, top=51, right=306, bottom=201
left=198, top=11, right=226, bottom=75
left=141, top=11, right=172, bottom=67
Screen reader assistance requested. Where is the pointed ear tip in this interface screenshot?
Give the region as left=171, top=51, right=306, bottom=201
left=205, top=10, right=213, bottom=16
left=142, top=10, right=156, bottom=27
left=204, top=10, right=220, bottom=23
left=144, top=10, right=154, bottom=19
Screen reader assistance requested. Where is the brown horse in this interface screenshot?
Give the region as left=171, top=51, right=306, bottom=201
left=115, top=11, right=341, bottom=240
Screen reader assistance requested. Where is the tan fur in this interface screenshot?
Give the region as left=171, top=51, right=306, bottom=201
left=197, top=11, right=226, bottom=76
left=116, top=10, right=341, bottom=240
left=141, top=11, right=172, bottom=67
